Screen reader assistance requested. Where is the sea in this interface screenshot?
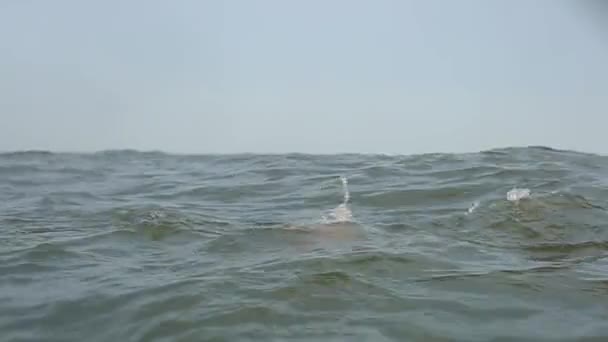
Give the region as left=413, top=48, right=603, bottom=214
left=1, top=146, right=607, bottom=342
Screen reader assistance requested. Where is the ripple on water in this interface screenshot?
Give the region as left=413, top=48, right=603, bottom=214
left=1, top=148, right=608, bottom=341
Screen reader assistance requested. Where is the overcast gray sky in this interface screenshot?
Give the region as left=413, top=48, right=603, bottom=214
left=1, top=0, right=606, bottom=154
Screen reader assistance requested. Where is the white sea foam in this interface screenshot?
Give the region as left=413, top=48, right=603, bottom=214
left=507, top=188, right=531, bottom=202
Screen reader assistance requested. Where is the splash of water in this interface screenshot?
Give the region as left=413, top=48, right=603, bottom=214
left=340, top=176, right=350, bottom=205
left=507, top=188, right=531, bottom=202
left=466, top=201, right=480, bottom=215
left=321, top=176, right=353, bottom=223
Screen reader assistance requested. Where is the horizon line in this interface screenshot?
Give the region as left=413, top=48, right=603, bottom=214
left=0, top=145, right=601, bottom=157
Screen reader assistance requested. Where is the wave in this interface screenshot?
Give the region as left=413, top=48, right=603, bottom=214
left=93, top=149, right=169, bottom=157
left=0, top=145, right=602, bottom=158
left=2, top=144, right=608, bottom=341
left=0, top=150, right=54, bottom=157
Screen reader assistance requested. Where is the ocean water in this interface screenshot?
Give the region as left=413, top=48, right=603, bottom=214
left=1, top=146, right=608, bottom=341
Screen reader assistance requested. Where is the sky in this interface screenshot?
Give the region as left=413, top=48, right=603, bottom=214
left=1, top=0, right=607, bottom=155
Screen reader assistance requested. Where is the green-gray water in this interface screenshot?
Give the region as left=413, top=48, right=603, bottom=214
left=2, top=147, right=608, bottom=341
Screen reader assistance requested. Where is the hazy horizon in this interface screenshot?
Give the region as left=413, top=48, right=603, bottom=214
left=1, top=145, right=602, bottom=158
left=1, top=1, right=607, bottom=155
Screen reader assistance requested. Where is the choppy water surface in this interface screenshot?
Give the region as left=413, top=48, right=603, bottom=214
left=1, top=147, right=608, bottom=341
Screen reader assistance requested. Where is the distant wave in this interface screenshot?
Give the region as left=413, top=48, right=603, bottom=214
left=93, top=149, right=170, bottom=158
left=0, top=145, right=604, bottom=158
left=0, top=150, right=54, bottom=157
